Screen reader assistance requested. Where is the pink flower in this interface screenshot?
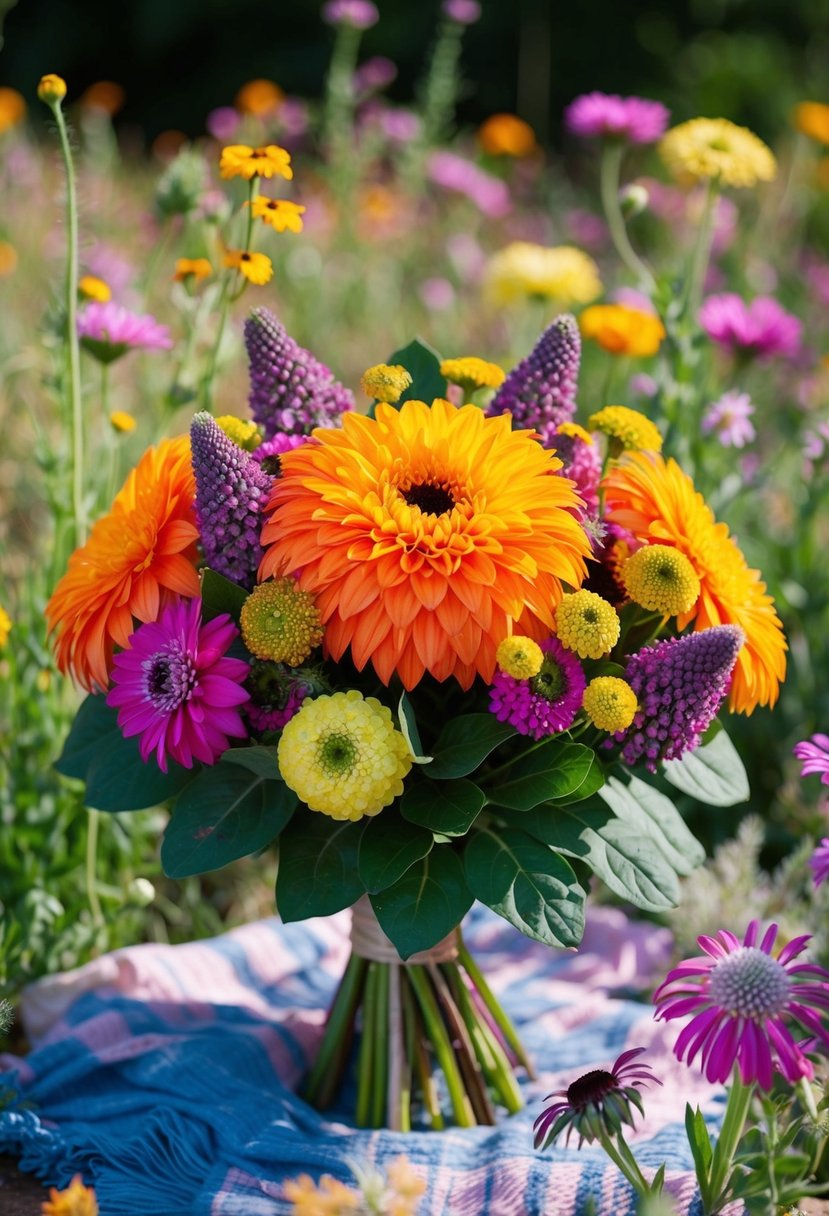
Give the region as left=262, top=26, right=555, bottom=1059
left=426, top=151, right=511, bottom=218
left=78, top=301, right=173, bottom=363
left=418, top=277, right=455, bottom=312
left=489, top=637, right=585, bottom=739
left=205, top=106, right=241, bottom=143
left=810, top=838, right=829, bottom=888
left=794, top=733, right=829, bottom=785
left=654, top=920, right=829, bottom=1089
left=442, top=0, right=481, bottom=22
left=564, top=92, right=669, bottom=145
left=322, top=0, right=378, bottom=28
left=107, top=598, right=250, bottom=772
left=702, top=390, right=756, bottom=448
left=699, top=293, right=802, bottom=361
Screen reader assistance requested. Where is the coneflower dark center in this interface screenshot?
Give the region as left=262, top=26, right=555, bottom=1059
left=566, top=1068, right=618, bottom=1110
left=401, top=482, right=456, bottom=516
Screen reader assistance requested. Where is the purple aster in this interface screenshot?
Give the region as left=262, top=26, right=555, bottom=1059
left=701, top=389, right=756, bottom=449
left=547, top=426, right=601, bottom=517
left=77, top=301, right=173, bottom=364
left=533, top=1047, right=661, bottom=1150
left=106, top=597, right=250, bottom=772
left=699, top=293, right=802, bottom=361
left=793, top=733, right=829, bottom=785
left=615, top=626, right=744, bottom=770
left=489, top=636, right=585, bottom=740
left=809, top=838, right=829, bottom=888
left=654, top=920, right=829, bottom=1089
left=564, top=92, right=670, bottom=145
left=442, top=0, right=481, bottom=22
left=244, top=307, right=354, bottom=440
left=486, top=314, right=581, bottom=433
left=322, top=0, right=379, bottom=28
left=190, top=412, right=273, bottom=588
left=426, top=151, right=512, bottom=219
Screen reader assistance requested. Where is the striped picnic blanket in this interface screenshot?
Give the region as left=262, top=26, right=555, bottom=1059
left=0, top=905, right=729, bottom=1215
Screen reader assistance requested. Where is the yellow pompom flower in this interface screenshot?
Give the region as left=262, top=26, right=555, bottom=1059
left=277, top=690, right=413, bottom=821
left=580, top=304, right=665, bottom=358
left=496, top=635, right=544, bottom=680
left=241, top=577, right=323, bottom=667
left=622, top=544, right=700, bottom=616
left=360, top=363, right=413, bottom=403
left=484, top=242, right=602, bottom=308
left=109, top=410, right=136, bottom=434
left=555, top=590, right=620, bottom=659
left=555, top=421, right=593, bottom=445
left=582, top=677, right=638, bottom=732
left=794, top=101, right=829, bottom=146
left=248, top=196, right=306, bottom=233
left=174, top=257, right=213, bottom=283
left=216, top=415, right=261, bottom=451
left=0, top=604, right=12, bottom=649
left=440, top=356, right=506, bottom=393
left=78, top=274, right=111, bottom=302
left=41, top=1173, right=98, bottom=1216
left=588, top=405, right=662, bottom=453
left=658, top=118, right=776, bottom=189
left=224, top=249, right=273, bottom=285
left=219, top=143, right=293, bottom=181
left=38, top=74, right=67, bottom=106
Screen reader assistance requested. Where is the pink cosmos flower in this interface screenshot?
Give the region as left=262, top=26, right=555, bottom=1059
left=654, top=920, right=829, bottom=1089
left=794, top=733, right=829, bottom=785
left=809, top=839, right=829, bottom=888
left=107, top=598, right=250, bottom=772
left=702, top=389, right=756, bottom=448
left=699, top=293, right=802, bottom=361
left=78, top=301, right=173, bottom=363
left=564, top=92, right=670, bottom=145
left=426, top=151, right=511, bottom=218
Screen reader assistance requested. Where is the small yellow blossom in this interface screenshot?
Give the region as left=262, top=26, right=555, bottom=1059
left=555, top=421, right=593, bottom=445
left=440, top=356, right=506, bottom=392
left=219, top=143, right=293, bottom=181
left=360, top=363, right=412, bottom=403
left=241, top=577, right=323, bottom=666
left=0, top=605, right=12, bottom=649
left=38, top=75, right=67, bottom=105
left=484, top=242, right=602, bottom=308
left=109, top=410, right=136, bottom=433
left=0, top=241, right=18, bottom=277
left=588, top=405, right=662, bottom=453
left=41, top=1173, right=98, bottom=1216
left=582, top=677, right=638, bottom=732
left=496, top=635, right=543, bottom=680
left=282, top=1172, right=362, bottom=1215
left=622, top=544, right=700, bottom=616
left=794, top=101, right=829, bottom=146
left=0, top=87, right=26, bottom=134
left=580, top=304, right=665, bottom=358
left=216, top=415, right=261, bottom=450
left=174, top=257, right=213, bottom=283
left=385, top=1155, right=427, bottom=1212
left=659, top=117, right=776, bottom=189
left=477, top=112, right=536, bottom=157
left=555, top=590, right=620, bottom=660
left=248, top=196, right=306, bottom=233
left=235, top=78, right=284, bottom=117
left=224, top=249, right=273, bottom=285
left=36, top=668, right=52, bottom=693
left=78, top=275, right=111, bottom=302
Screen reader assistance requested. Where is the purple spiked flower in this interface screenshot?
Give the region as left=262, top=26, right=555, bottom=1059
left=615, top=626, right=744, bottom=770
left=485, top=314, right=581, bottom=437
left=244, top=307, right=354, bottom=440
left=190, top=412, right=273, bottom=589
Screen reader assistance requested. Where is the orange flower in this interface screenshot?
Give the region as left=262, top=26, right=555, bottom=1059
left=174, top=257, right=213, bottom=283
left=580, top=304, right=665, bottom=357
left=477, top=113, right=537, bottom=157
left=78, top=81, right=125, bottom=117
left=259, top=398, right=590, bottom=690
left=41, top=1173, right=98, bottom=1216
left=0, top=86, right=25, bottom=134
left=794, top=101, right=829, bottom=146
left=602, top=452, right=786, bottom=714
left=235, top=78, right=284, bottom=117
left=46, top=436, right=200, bottom=691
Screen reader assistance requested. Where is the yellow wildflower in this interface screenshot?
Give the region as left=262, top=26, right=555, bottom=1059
left=385, top=1156, right=427, bottom=1212
left=0, top=605, right=11, bottom=649
left=477, top=113, right=537, bottom=157
left=38, top=74, right=67, bottom=105
left=440, top=356, right=506, bottom=392
left=174, top=257, right=213, bottom=283
left=580, top=304, right=665, bottom=358
left=582, top=677, right=638, bottom=732
left=216, top=415, right=261, bottom=450
left=224, top=249, right=273, bottom=285
left=0, top=241, right=18, bottom=277
left=360, top=363, right=412, bottom=403
left=219, top=143, right=293, bottom=181
left=555, top=590, right=620, bottom=660
left=248, top=196, right=306, bottom=233
left=78, top=275, right=111, bottom=302
left=794, top=101, right=829, bottom=146
left=622, top=544, right=700, bottom=616
left=109, top=410, right=136, bottom=434
left=41, top=1173, right=98, bottom=1216
left=588, top=405, right=662, bottom=453
left=484, top=242, right=602, bottom=308
left=659, top=118, right=776, bottom=189
left=496, top=635, right=543, bottom=680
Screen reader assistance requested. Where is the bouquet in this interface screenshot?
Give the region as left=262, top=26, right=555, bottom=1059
left=45, top=297, right=787, bottom=1131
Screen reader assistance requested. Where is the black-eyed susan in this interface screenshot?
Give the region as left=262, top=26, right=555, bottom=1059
left=248, top=196, right=305, bottom=233
left=174, top=257, right=212, bottom=284
left=554, top=590, right=620, bottom=659
left=588, top=405, right=662, bottom=453
left=223, top=249, right=273, bottom=286
left=582, top=676, right=638, bottom=732
left=659, top=118, right=776, bottom=189
left=622, top=543, right=700, bottom=616
left=219, top=143, right=293, bottom=181
left=240, top=577, right=323, bottom=666
left=360, top=363, right=412, bottom=403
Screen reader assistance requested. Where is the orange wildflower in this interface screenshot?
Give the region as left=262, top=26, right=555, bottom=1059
left=46, top=436, right=200, bottom=692
left=235, top=78, right=284, bottom=117
left=477, top=112, right=537, bottom=157
left=602, top=452, right=786, bottom=714
left=78, top=81, right=125, bottom=116
left=259, top=398, right=590, bottom=690
left=580, top=304, right=665, bottom=358
left=794, top=101, right=829, bottom=146
left=41, top=1173, right=98, bottom=1216
left=0, top=86, right=26, bottom=133
left=174, top=257, right=213, bottom=283
left=0, top=241, right=18, bottom=277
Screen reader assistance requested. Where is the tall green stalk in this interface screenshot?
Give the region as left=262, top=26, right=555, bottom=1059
left=599, top=141, right=655, bottom=290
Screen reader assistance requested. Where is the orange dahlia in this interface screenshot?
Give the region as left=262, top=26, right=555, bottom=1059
left=46, top=436, right=200, bottom=692
left=602, top=452, right=786, bottom=714
left=259, top=398, right=590, bottom=689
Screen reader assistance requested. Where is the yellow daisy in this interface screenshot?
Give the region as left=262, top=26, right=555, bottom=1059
left=224, top=249, right=273, bottom=285
left=248, top=196, right=306, bottom=233
left=219, top=143, right=293, bottom=181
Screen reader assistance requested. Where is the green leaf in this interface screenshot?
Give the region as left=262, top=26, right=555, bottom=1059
left=397, top=692, right=432, bottom=765
left=484, top=740, right=595, bottom=810
left=662, top=727, right=750, bottom=807
left=161, top=766, right=295, bottom=877
left=369, top=847, right=473, bottom=959
left=200, top=567, right=248, bottom=625
left=463, top=827, right=585, bottom=948
left=276, top=811, right=366, bottom=920
left=221, top=745, right=281, bottom=779
left=383, top=338, right=447, bottom=407
left=685, top=1104, right=713, bottom=1182
left=519, top=804, right=679, bottom=911
left=598, top=776, right=705, bottom=876
left=553, top=751, right=606, bottom=805
left=55, top=694, right=193, bottom=811
left=358, top=814, right=434, bottom=893
left=400, top=778, right=486, bottom=837
left=427, top=715, right=516, bottom=780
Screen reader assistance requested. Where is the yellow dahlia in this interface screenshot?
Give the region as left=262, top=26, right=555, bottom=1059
left=582, top=677, right=638, bottom=732
left=589, top=405, right=662, bottom=453
left=602, top=452, right=787, bottom=713
left=259, top=398, right=590, bottom=689
left=277, top=690, right=412, bottom=820
left=658, top=118, right=776, bottom=189
left=216, top=415, right=261, bottom=450
left=554, top=590, right=620, bottom=659
left=580, top=304, right=665, bottom=358
left=622, top=543, right=700, bottom=616
left=496, top=635, right=543, bottom=680
left=241, top=577, right=323, bottom=666
left=440, top=356, right=506, bottom=393
left=484, top=242, right=602, bottom=308
left=219, top=143, right=293, bottom=181
left=360, top=363, right=412, bottom=403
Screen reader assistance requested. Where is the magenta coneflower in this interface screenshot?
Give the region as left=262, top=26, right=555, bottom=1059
left=794, top=733, right=829, bottom=785
left=107, top=597, right=250, bottom=772
left=489, top=636, right=585, bottom=739
left=78, top=301, right=173, bottom=363
left=654, top=921, right=829, bottom=1090
left=564, top=92, right=670, bottom=145
left=698, top=293, right=802, bottom=361
left=533, top=1047, right=661, bottom=1150
left=810, top=839, right=829, bottom=888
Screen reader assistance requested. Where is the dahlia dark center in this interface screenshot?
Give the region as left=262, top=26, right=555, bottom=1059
left=401, top=481, right=456, bottom=516
left=566, top=1068, right=618, bottom=1110
left=143, top=642, right=197, bottom=712
left=709, top=946, right=791, bottom=1018
left=318, top=731, right=357, bottom=776
left=530, top=656, right=566, bottom=702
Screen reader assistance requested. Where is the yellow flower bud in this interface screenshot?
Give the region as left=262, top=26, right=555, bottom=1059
left=38, top=74, right=68, bottom=105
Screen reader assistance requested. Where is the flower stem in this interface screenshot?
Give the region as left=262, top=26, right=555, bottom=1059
left=682, top=178, right=718, bottom=323
left=457, top=941, right=536, bottom=1078
left=355, top=961, right=380, bottom=1126
left=303, top=953, right=367, bottom=1108
left=596, top=1128, right=653, bottom=1196
left=85, top=808, right=104, bottom=927
left=599, top=141, right=654, bottom=290
left=706, top=1069, right=754, bottom=1212
left=407, top=963, right=475, bottom=1127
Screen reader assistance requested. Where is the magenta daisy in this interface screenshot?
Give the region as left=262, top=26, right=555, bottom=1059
left=794, top=733, right=829, bottom=785
left=533, top=1047, right=661, bottom=1149
left=809, top=838, right=829, bottom=888
left=489, top=636, right=585, bottom=740
left=564, top=92, right=670, bottom=145
left=106, top=597, right=250, bottom=772
left=654, top=921, right=829, bottom=1090
left=698, top=293, right=802, bottom=361
left=77, top=301, right=173, bottom=363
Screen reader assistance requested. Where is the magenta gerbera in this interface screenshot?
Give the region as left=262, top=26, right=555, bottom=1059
left=809, top=838, right=829, bottom=888
left=794, top=733, right=829, bottom=785
left=489, top=636, right=585, bottom=739
left=77, top=300, right=173, bottom=363
left=106, top=597, right=250, bottom=772
left=533, top=1047, right=661, bottom=1150
left=654, top=920, right=829, bottom=1090
left=564, top=92, right=670, bottom=145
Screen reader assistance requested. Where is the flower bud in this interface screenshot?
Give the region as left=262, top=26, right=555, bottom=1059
left=38, top=74, right=67, bottom=105
left=619, top=182, right=649, bottom=218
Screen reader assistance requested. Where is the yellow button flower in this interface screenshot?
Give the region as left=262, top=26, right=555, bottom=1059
left=440, top=356, right=506, bottom=392
left=360, top=363, right=412, bottom=403
left=555, top=590, right=620, bottom=659
left=582, top=677, right=638, bottom=732
left=241, top=577, right=323, bottom=666
left=216, top=415, right=261, bottom=451
left=622, top=544, right=701, bottom=616
left=580, top=304, right=665, bottom=358
left=109, top=410, right=136, bottom=434
left=224, top=249, right=273, bottom=285
left=248, top=196, right=305, bottom=233
left=38, top=74, right=67, bottom=105
left=219, top=143, right=293, bottom=181
left=588, top=405, right=662, bottom=453
left=496, top=635, right=544, bottom=680
left=659, top=117, right=776, bottom=189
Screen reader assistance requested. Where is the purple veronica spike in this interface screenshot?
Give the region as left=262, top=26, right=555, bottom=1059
left=190, top=412, right=273, bottom=588
left=244, top=307, right=354, bottom=439
left=615, top=625, right=744, bottom=770
left=485, top=314, right=581, bottom=434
